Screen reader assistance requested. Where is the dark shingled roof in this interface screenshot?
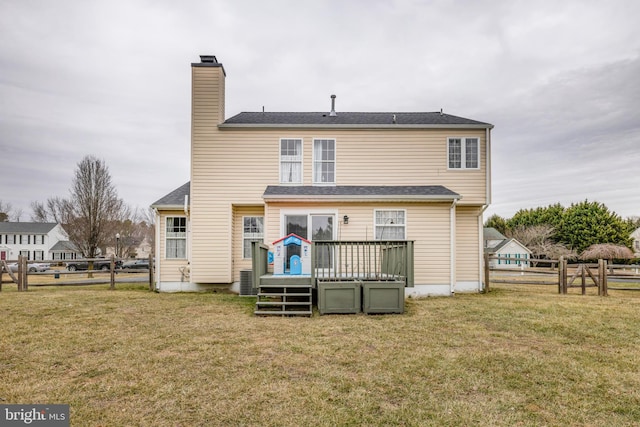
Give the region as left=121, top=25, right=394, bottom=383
left=151, top=182, right=191, bottom=208
left=263, top=185, right=460, bottom=200
left=222, top=112, right=492, bottom=127
left=0, top=222, right=58, bottom=234
left=50, top=241, right=78, bottom=252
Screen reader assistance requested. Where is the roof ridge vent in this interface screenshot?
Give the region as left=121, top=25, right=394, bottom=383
left=329, top=94, right=337, bottom=117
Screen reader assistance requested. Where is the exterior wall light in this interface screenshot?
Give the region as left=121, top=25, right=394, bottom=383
left=343, top=215, right=349, bottom=224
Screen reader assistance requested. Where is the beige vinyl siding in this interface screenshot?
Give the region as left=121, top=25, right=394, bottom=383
left=191, top=65, right=234, bottom=283
left=456, top=206, right=482, bottom=281
left=191, top=63, right=486, bottom=284
left=232, top=205, right=265, bottom=281
left=263, top=201, right=452, bottom=286
left=213, top=128, right=487, bottom=203
left=157, top=210, right=190, bottom=283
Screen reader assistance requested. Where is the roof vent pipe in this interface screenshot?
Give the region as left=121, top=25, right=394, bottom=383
left=330, top=94, right=337, bottom=117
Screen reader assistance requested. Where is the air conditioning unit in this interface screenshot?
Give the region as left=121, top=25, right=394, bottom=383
left=239, top=269, right=256, bottom=296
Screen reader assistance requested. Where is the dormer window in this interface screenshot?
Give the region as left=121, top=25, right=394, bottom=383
left=313, top=139, right=335, bottom=184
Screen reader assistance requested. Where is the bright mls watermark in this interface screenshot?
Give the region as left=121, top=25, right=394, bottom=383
left=1, top=405, right=69, bottom=426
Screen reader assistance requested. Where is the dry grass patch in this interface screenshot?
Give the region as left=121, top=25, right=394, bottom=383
left=1, top=284, right=640, bottom=426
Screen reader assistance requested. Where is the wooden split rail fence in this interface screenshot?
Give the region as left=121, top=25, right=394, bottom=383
left=1, top=255, right=154, bottom=292
left=485, top=255, right=640, bottom=295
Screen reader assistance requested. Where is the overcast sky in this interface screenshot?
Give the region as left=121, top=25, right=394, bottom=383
left=1, top=0, right=639, bottom=222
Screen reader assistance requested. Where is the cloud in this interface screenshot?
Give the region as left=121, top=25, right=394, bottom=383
left=0, top=0, right=639, bottom=221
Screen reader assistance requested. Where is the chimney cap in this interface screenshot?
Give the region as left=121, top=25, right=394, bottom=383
left=200, top=55, right=218, bottom=64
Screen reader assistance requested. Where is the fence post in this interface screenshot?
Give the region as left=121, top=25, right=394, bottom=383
left=602, top=259, right=608, bottom=296
left=23, top=256, right=29, bottom=291
left=110, top=255, right=116, bottom=290
left=558, top=256, right=564, bottom=294
left=483, top=253, right=490, bottom=293
left=562, top=257, right=568, bottom=294
left=17, top=255, right=24, bottom=291
left=148, top=254, right=154, bottom=291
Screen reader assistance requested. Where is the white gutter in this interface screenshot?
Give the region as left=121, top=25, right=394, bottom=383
left=219, top=123, right=494, bottom=130
left=263, top=195, right=461, bottom=203
left=450, top=199, right=458, bottom=294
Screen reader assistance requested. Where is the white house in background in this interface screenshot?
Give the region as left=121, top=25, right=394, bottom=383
left=483, top=227, right=532, bottom=268
left=0, top=222, right=80, bottom=261
left=632, top=228, right=640, bottom=258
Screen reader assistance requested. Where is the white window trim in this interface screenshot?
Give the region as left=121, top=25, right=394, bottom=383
left=447, top=137, right=480, bottom=170
left=312, top=138, right=337, bottom=185
left=165, top=216, right=187, bottom=260
left=242, top=216, right=264, bottom=259
left=279, top=138, right=304, bottom=185
left=373, top=209, right=407, bottom=240
left=280, top=209, right=338, bottom=240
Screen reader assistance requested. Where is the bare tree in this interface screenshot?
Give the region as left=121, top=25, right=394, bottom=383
left=0, top=200, right=21, bottom=222
left=31, top=197, right=74, bottom=223
left=0, top=200, right=12, bottom=222
left=69, top=156, right=127, bottom=257
left=507, top=224, right=576, bottom=261
left=31, top=156, right=127, bottom=258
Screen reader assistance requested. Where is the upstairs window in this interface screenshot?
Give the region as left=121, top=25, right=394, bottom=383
left=243, top=216, right=264, bottom=259
left=313, top=139, right=335, bottom=184
left=375, top=210, right=406, bottom=240
left=448, top=137, right=479, bottom=169
left=166, top=217, right=187, bottom=259
left=280, top=139, right=302, bottom=184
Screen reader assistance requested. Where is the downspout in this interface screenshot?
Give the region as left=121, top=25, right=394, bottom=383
left=478, top=204, right=489, bottom=292
left=481, top=126, right=492, bottom=291
left=154, top=208, right=160, bottom=291
left=486, top=127, right=492, bottom=205
left=450, top=199, right=458, bottom=294
left=184, top=195, right=191, bottom=265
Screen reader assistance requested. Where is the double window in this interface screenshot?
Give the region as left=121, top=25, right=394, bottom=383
left=448, top=137, right=479, bottom=169
left=280, top=139, right=302, bottom=184
left=313, top=139, right=335, bottom=184
left=243, top=217, right=264, bottom=259
left=375, top=210, right=406, bottom=240
left=166, top=217, right=187, bottom=259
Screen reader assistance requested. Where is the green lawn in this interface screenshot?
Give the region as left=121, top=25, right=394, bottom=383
left=1, top=284, right=639, bottom=426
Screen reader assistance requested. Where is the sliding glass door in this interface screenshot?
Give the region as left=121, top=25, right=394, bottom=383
left=283, top=213, right=334, bottom=271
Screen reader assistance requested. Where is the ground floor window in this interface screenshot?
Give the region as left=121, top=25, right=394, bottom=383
left=243, top=216, right=264, bottom=259
left=20, top=250, right=30, bottom=260
left=375, top=210, right=406, bottom=239
left=166, top=217, right=187, bottom=259
left=34, top=250, right=44, bottom=260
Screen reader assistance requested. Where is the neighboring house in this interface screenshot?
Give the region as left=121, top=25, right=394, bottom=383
left=484, top=227, right=532, bottom=268
left=151, top=55, right=494, bottom=296
left=632, top=228, right=640, bottom=258
left=105, top=236, right=154, bottom=259
left=0, top=222, right=80, bottom=262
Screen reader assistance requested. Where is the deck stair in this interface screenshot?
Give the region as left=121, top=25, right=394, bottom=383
left=254, top=276, right=313, bottom=316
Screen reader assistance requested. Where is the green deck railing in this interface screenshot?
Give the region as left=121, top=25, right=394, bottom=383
left=252, top=240, right=414, bottom=289
left=312, top=240, right=414, bottom=286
